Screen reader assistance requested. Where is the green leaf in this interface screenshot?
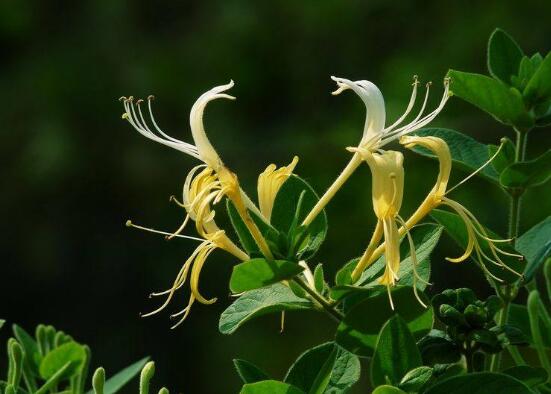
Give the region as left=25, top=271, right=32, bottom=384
left=230, top=258, right=304, bottom=293
left=12, top=325, right=41, bottom=376
left=271, top=175, right=328, bottom=259
left=233, top=359, right=270, bottom=384
left=424, top=372, right=535, bottom=394
left=227, top=200, right=261, bottom=256
left=219, top=283, right=313, bottom=334
left=500, top=149, right=551, bottom=189
left=488, top=137, right=516, bottom=174
left=284, top=342, right=360, bottom=394
left=414, top=128, right=499, bottom=183
left=370, top=316, right=422, bottom=387
left=524, top=52, right=551, bottom=105
left=35, top=363, right=72, bottom=394
left=502, top=366, right=548, bottom=388
left=372, top=386, right=407, bottom=394
left=39, top=342, right=86, bottom=380
left=399, top=366, right=434, bottom=393
left=517, top=216, right=551, bottom=281
left=335, top=286, right=433, bottom=357
left=85, top=357, right=150, bottom=394
left=417, top=330, right=462, bottom=365
left=430, top=209, right=523, bottom=284
left=507, top=303, right=551, bottom=347
left=487, top=28, right=524, bottom=84
left=447, top=70, right=533, bottom=129
left=313, top=264, right=325, bottom=294
left=335, top=225, right=441, bottom=292
left=240, top=380, right=305, bottom=394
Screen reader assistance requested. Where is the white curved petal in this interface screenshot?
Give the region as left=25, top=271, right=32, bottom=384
left=189, top=81, right=235, bottom=169
left=331, top=76, right=386, bottom=147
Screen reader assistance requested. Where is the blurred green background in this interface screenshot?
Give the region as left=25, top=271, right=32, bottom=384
left=1, top=1, right=550, bottom=392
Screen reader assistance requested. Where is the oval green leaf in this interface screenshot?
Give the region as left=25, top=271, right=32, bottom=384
left=230, top=258, right=304, bottom=293
left=39, top=342, right=86, bottom=380
left=240, top=380, right=305, bottom=394
left=424, top=372, right=535, bottom=394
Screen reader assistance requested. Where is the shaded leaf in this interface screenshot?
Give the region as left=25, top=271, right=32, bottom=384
left=372, top=386, right=407, bottom=394
left=424, top=372, right=535, bottom=394
left=399, top=366, right=433, bottom=393
left=517, top=216, right=551, bottom=281
left=524, top=52, right=551, bottom=105
left=487, top=28, right=524, bottom=84
left=503, top=366, right=548, bottom=388
left=284, top=342, right=360, bottom=394
left=233, top=359, right=270, bottom=384
left=370, top=316, right=422, bottom=387
left=500, top=149, right=551, bottom=189
left=335, top=286, right=433, bottom=357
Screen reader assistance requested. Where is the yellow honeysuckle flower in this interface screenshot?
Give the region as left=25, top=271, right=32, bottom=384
left=257, top=156, right=299, bottom=220
left=302, top=76, right=450, bottom=227
left=349, top=149, right=409, bottom=306
left=127, top=165, right=249, bottom=328
left=399, top=135, right=523, bottom=283
left=121, top=81, right=273, bottom=259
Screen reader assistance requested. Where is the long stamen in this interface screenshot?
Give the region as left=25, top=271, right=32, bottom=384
left=383, top=76, right=419, bottom=131
left=445, top=139, right=506, bottom=196
left=125, top=220, right=205, bottom=242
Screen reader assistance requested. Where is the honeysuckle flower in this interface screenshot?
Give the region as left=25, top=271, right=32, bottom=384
left=257, top=156, right=299, bottom=220
left=399, top=135, right=523, bottom=282
left=127, top=164, right=249, bottom=328
left=121, top=81, right=273, bottom=259
left=302, top=76, right=450, bottom=226
left=349, top=149, right=412, bottom=307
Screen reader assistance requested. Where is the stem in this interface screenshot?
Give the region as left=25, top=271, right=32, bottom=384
left=508, top=129, right=528, bottom=242
left=507, top=345, right=527, bottom=366
left=302, top=152, right=362, bottom=226
left=489, top=302, right=510, bottom=372
left=528, top=291, right=551, bottom=378
left=292, top=277, right=344, bottom=322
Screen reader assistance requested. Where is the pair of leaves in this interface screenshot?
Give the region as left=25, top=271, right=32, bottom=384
left=335, top=286, right=433, bottom=357
left=451, top=28, right=551, bottom=130
left=235, top=342, right=360, bottom=394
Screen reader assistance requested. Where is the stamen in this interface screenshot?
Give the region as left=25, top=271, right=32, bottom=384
left=384, top=76, right=420, bottom=131
left=125, top=220, right=205, bottom=242
left=445, top=138, right=506, bottom=195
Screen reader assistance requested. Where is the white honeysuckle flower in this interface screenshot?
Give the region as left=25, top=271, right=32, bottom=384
left=121, top=81, right=236, bottom=170
left=331, top=75, right=450, bottom=151
left=302, top=75, right=450, bottom=227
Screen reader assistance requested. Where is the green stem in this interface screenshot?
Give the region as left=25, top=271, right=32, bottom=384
left=292, top=277, right=344, bottom=322
left=489, top=303, right=510, bottom=372
left=507, top=346, right=527, bottom=366
left=508, top=129, right=528, bottom=242
left=528, top=291, right=551, bottom=379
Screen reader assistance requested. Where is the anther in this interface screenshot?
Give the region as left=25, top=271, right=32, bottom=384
left=125, top=219, right=133, bottom=227
left=128, top=96, right=134, bottom=101
left=119, top=96, right=127, bottom=102
left=426, top=82, right=432, bottom=88
left=148, top=95, right=155, bottom=101
left=121, top=113, right=129, bottom=120
left=136, top=99, right=144, bottom=104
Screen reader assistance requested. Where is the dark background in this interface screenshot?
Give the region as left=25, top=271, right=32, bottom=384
left=1, top=1, right=550, bottom=393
